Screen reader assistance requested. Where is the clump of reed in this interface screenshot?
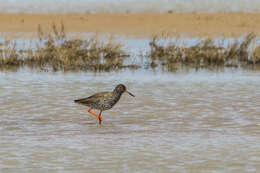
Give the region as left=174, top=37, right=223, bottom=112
left=0, top=23, right=132, bottom=72
left=0, top=40, right=23, bottom=69
left=250, top=44, right=260, bottom=65
left=148, top=33, right=259, bottom=71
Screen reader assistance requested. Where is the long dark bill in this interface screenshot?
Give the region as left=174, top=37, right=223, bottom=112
left=125, top=90, right=135, bottom=97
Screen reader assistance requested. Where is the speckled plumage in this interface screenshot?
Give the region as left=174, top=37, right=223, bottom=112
left=74, top=84, right=134, bottom=124
left=74, top=91, right=122, bottom=111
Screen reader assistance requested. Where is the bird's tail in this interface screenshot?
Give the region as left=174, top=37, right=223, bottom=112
left=74, top=99, right=80, bottom=103
left=74, top=98, right=91, bottom=105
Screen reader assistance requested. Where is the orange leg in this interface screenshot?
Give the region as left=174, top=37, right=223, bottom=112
left=88, top=108, right=102, bottom=125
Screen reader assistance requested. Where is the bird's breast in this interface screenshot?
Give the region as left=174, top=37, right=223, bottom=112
left=102, top=95, right=121, bottom=110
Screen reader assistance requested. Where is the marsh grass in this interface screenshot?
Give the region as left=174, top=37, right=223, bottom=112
left=250, top=43, right=260, bottom=65
left=148, top=33, right=260, bottom=71
left=1, top=27, right=260, bottom=72
left=0, top=40, right=23, bottom=70
left=0, top=23, right=133, bottom=72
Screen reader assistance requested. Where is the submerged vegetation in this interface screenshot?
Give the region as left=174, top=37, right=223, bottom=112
left=0, top=24, right=260, bottom=72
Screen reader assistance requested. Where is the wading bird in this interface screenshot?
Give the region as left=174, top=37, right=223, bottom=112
left=74, top=84, right=135, bottom=125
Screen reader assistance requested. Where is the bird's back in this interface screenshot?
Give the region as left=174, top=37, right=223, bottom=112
left=74, top=91, right=119, bottom=110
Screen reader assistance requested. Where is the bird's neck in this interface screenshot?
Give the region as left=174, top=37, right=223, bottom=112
left=113, top=90, right=123, bottom=99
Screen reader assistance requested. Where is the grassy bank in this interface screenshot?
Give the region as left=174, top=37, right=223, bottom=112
left=0, top=24, right=260, bottom=72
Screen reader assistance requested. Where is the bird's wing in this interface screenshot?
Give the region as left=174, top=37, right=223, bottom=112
left=74, top=92, right=112, bottom=105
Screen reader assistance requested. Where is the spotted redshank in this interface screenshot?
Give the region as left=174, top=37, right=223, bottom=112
left=74, top=84, right=135, bottom=125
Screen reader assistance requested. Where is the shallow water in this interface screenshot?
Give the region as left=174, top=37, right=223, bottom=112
left=0, top=69, right=259, bottom=172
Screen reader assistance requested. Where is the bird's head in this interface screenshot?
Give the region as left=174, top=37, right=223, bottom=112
left=114, top=84, right=135, bottom=97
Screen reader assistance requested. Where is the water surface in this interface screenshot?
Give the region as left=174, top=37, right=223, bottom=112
left=0, top=69, right=259, bottom=172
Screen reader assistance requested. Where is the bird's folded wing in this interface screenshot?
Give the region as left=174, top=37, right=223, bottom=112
left=74, top=92, right=112, bottom=104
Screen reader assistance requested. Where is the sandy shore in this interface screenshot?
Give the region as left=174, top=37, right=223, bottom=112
left=0, top=13, right=260, bottom=38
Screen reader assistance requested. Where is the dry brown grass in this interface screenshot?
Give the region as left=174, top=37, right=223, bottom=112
left=0, top=23, right=133, bottom=72
left=148, top=33, right=259, bottom=71
left=0, top=40, right=23, bottom=69
left=250, top=44, right=260, bottom=65
left=1, top=27, right=260, bottom=72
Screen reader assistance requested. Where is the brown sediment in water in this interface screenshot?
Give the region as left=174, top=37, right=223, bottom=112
left=1, top=13, right=260, bottom=38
